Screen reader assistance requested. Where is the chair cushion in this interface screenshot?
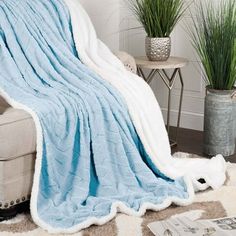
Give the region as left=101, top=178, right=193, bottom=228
left=0, top=153, right=35, bottom=204
left=0, top=107, right=36, bottom=160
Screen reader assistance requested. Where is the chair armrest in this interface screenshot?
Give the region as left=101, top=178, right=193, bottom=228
left=115, top=51, right=137, bottom=74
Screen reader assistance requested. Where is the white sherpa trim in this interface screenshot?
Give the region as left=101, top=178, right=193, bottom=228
left=64, top=0, right=227, bottom=188
left=0, top=57, right=195, bottom=236
left=0, top=85, right=195, bottom=234
left=31, top=177, right=194, bottom=234
left=0, top=0, right=227, bottom=232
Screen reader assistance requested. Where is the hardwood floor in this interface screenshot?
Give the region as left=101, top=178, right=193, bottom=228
left=170, top=127, right=236, bottom=163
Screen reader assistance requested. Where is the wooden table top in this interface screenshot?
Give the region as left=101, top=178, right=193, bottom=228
left=135, top=56, right=188, bottom=70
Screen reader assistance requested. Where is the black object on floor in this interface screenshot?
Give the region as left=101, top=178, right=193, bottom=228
left=0, top=201, right=30, bottom=222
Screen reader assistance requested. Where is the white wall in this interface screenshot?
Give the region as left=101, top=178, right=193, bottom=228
left=119, top=0, right=207, bottom=131
left=80, top=0, right=120, bottom=51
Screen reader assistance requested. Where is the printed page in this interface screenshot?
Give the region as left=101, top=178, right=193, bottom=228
left=148, top=216, right=229, bottom=236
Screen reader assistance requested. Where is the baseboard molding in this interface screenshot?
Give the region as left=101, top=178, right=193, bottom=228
left=161, top=108, right=204, bottom=131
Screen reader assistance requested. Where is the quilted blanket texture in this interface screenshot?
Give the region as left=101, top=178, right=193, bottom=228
left=65, top=0, right=227, bottom=192
left=0, top=0, right=226, bottom=234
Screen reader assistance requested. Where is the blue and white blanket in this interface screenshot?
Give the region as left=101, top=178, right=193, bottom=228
left=0, top=0, right=226, bottom=233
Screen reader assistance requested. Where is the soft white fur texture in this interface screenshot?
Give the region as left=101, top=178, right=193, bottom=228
left=0, top=83, right=195, bottom=235
left=64, top=0, right=227, bottom=191
left=0, top=0, right=227, bottom=233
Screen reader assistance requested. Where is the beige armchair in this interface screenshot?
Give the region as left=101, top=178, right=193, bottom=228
left=0, top=52, right=137, bottom=220
left=115, top=51, right=137, bottom=74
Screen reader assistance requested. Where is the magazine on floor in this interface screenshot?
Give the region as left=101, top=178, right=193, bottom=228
left=148, top=216, right=236, bottom=236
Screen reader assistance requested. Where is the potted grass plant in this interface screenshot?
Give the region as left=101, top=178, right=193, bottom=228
left=128, top=0, right=186, bottom=61
left=190, top=0, right=236, bottom=156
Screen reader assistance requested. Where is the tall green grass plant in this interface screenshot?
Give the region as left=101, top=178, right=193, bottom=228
left=128, top=0, right=186, bottom=38
left=190, top=0, right=236, bottom=90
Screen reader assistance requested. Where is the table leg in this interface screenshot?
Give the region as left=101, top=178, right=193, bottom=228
left=146, top=70, right=158, bottom=84
left=175, top=69, right=184, bottom=142
left=137, top=67, right=157, bottom=84
left=137, top=67, right=144, bottom=78
left=158, top=69, right=182, bottom=147
left=167, top=84, right=172, bottom=135
left=137, top=66, right=185, bottom=147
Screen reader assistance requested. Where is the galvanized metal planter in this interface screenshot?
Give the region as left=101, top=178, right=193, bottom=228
left=145, top=37, right=171, bottom=61
left=203, top=88, right=236, bottom=157
left=233, top=94, right=236, bottom=145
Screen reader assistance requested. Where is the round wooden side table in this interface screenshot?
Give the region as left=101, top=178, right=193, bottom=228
left=135, top=56, right=188, bottom=147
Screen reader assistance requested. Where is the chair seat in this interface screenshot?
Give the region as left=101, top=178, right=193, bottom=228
left=0, top=107, right=36, bottom=160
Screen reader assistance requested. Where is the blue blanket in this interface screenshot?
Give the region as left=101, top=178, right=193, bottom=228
left=0, top=0, right=190, bottom=232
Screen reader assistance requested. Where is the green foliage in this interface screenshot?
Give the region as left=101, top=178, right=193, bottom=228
left=128, top=0, right=186, bottom=38
left=190, top=0, right=236, bottom=90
